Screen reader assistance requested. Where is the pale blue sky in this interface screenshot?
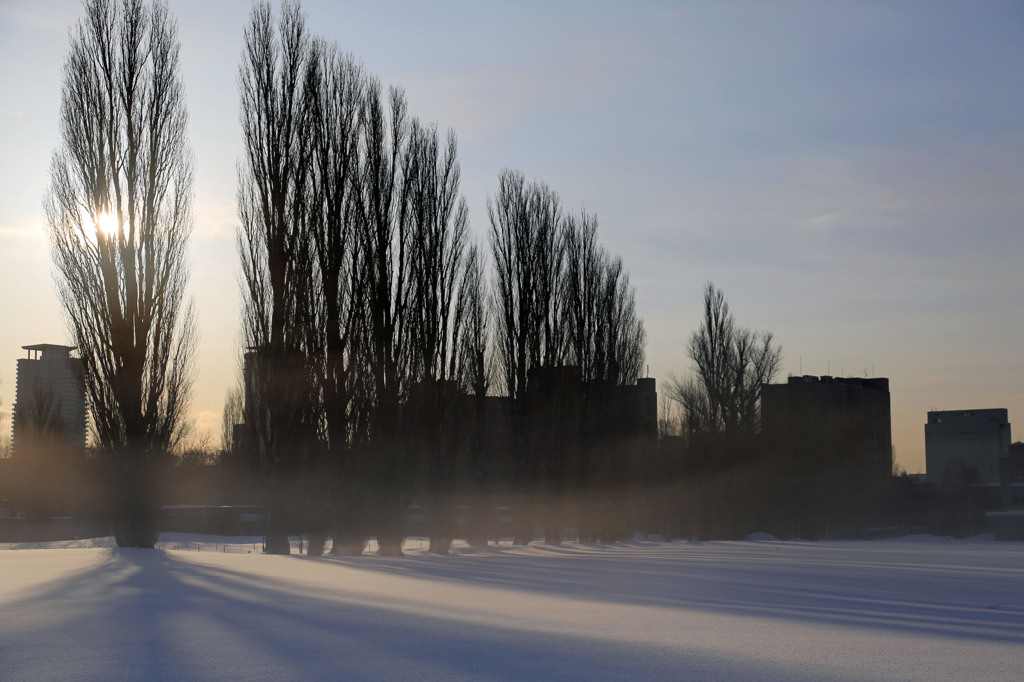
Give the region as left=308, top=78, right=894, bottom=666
left=1, top=0, right=1022, bottom=472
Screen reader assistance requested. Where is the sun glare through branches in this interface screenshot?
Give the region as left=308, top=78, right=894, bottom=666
left=94, top=211, right=117, bottom=238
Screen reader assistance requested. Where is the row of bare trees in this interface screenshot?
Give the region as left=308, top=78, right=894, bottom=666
left=235, top=3, right=648, bottom=554
left=36, top=0, right=917, bottom=550
left=489, top=172, right=646, bottom=401
left=40, top=0, right=648, bottom=551
left=489, top=170, right=648, bottom=542
left=234, top=2, right=481, bottom=554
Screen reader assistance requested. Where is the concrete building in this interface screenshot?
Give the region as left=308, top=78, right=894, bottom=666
left=761, top=375, right=893, bottom=483
left=925, top=409, right=1010, bottom=486
left=1008, top=441, right=1024, bottom=484
left=12, top=344, right=87, bottom=457
left=609, top=377, right=659, bottom=440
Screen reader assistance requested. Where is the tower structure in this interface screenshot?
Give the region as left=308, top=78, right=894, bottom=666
left=12, top=344, right=87, bottom=457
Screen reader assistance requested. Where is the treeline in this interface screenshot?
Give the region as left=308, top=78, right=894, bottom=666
left=233, top=2, right=647, bottom=554
left=31, top=0, right=944, bottom=551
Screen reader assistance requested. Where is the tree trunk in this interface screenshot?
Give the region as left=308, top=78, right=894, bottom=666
left=264, top=485, right=291, bottom=555
left=111, top=458, right=160, bottom=549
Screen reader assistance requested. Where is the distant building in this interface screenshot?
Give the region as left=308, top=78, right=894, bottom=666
left=12, top=344, right=87, bottom=457
left=1008, top=441, right=1024, bottom=484
left=757, top=375, right=893, bottom=538
left=925, top=409, right=1010, bottom=486
left=761, top=375, right=893, bottom=483
left=609, top=377, right=658, bottom=440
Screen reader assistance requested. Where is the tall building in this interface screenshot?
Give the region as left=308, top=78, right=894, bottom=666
left=1008, top=441, right=1024, bottom=484
left=925, top=409, right=1010, bottom=485
left=761, top=375, right=893, bottom=483
left=758, top=375, right=893, bottom=537
left=12, top=344, right=87, bottom=457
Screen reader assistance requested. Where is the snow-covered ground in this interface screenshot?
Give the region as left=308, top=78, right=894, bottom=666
left=1, top=534, right=1021, bottom=681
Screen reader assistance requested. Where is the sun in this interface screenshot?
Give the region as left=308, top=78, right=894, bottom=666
left=95, top=210, right=118, bottom=237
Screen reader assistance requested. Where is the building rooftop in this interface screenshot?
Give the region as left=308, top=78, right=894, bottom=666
left=22, top=343, right=76, bottom=358
left=926, top=408, right=1008, bottom=425
left=782, top=375, right=889, bottom=391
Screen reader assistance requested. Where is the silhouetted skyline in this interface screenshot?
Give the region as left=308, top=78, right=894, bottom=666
left=2, top=1, right=1022, bottom=473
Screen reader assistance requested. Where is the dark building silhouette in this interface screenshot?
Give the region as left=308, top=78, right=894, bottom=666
left=607, top=377, right=658, bottom=439
left=232, top=352, right=657, bottom=543
left=925, top=409, right=1010, bottom=486
left=1008, top=441, right=1024, bottom=484
left=760, top=375, right=892, bottom=537
left=403, top=367, right=659, bottom=543
left=762, top=375, right=893, bottom=482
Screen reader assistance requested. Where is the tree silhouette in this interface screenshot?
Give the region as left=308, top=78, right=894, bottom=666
left=237, top=0, right=322, bottom=554
left=561, top=212, right=647, bottom=542
left=669, top=283, right=781, bottom=442
left=403, top=122, right=470, bottom=554
left=45, top=0, right=196, bottom=548
left=489, top=170, right=567, bottom=405
left=302, top=42, right=368, bottom=554
left=667, top=283, right=781, bottom=538
left=489, top=172, right=647, bottom=543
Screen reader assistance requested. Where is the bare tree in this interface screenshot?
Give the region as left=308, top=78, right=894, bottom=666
left=301, top=42, right=370, bottom=554
left=489, top=170, right=565, bottom=403
left=175, top=428, right=218, bottom=468
left=354, top=81, right=412, bottom=435
left=405, top=123, right=468, bottom=389
left=456, top=244, right=491, bottom=405
left=598, top=256, right=646, bottom=387
left=669, top=283, right=782, bottom=441
left=221, top=385, right=243, bottom=455
left=562, top=213, right=603, bottom=383
left=488, top=170, right=570, bottom=543
left=347, top=80, right=415, bottom=555
left=561, top=212, right=646, bottom=543
left=403, top=122, right=469, bottom=554
left=562, top=213, right=646, bottom=387
left=306, top=43, right=365, bottom=459
left=237, top=0, right=320, bottom=554
left=658, top=394, right=683, bottom=437
left=45, top=0, right=196, bottom=547
left=235, top=5, right=478, bottom=556
left=452, top=243, right=494, bottom=544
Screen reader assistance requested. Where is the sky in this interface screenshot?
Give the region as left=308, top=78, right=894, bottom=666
left=1, top=0, right=1022, bottom=473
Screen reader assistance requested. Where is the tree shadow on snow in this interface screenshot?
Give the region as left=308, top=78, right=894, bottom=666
left=322, top=540, right=1024, bottom=646
left=0, top=547, right=830, bottom=681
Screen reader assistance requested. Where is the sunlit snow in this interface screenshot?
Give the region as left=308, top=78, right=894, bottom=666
left=1, top=535, right=1021, bottom=681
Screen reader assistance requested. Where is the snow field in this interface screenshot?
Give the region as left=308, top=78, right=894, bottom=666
left=1, top=535, right=1021, bottom=681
